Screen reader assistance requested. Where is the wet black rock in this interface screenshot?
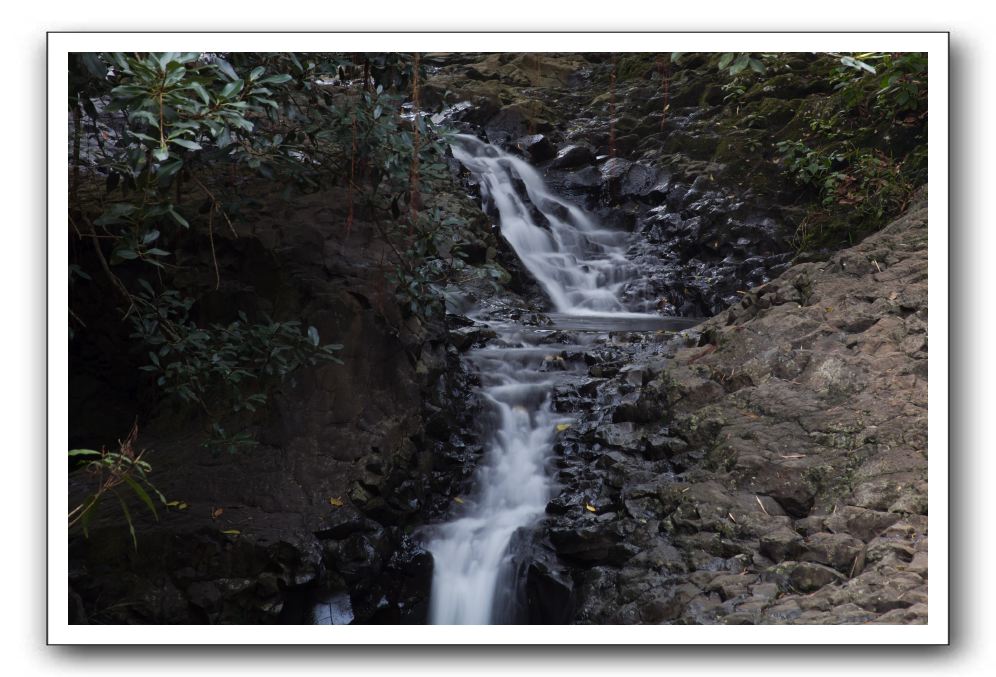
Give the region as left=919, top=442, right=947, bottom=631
left=514, top=134, right=556, bottom=163
left=448, top=324, right=498, bottom=351
left=525, top=559, right=576, bottom=624
left=550, top=144, right=596, bottom=169
left=549, top=520, right=637, bottom=566
left=561, top=166, right=603, bottom=192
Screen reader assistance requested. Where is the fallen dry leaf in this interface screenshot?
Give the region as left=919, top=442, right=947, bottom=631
left=755, top=495, right=770, bottom=516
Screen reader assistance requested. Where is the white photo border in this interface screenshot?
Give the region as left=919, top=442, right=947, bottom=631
left=48, top=31, right=949, bottom=645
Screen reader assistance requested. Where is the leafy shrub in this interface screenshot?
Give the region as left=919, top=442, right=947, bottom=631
left=127, top=285, right=342, bottom=431
left=68, top=424, right=164, bottom=550
left=70, top=52, right=478, bottom=449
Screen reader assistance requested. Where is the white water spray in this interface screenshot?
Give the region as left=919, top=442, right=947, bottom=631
left=426, top=136, right=657, bottom=624
left=450, top=134, right=650, bottom=316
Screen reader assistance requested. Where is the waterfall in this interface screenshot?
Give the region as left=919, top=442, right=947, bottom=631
left=428, top=337, right=567, bottom=624
left=426, top=136, right=657, bottom=624
left=449, top=134, right=650, bottom=317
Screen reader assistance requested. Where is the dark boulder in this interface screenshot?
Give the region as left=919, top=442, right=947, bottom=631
left=514, top=134, right=556, bottom=163
left=550, top=144, right=596, bottom=169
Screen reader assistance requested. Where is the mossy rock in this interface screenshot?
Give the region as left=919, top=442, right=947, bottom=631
left=741, top=97, right=800, bottom=130
left=661, top=131, right=721, bottom=159
left=616, top=53, right=657, bottom=81
left=744, top=71, right=830, bottom=103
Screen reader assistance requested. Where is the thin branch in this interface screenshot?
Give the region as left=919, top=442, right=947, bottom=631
left=88, top=225, right=134, bottom=307
left=207, top=205, right=220, bottom=290
left=69, top=307, right=87, bottom=328
left=191, top=175, right=238, bottom=238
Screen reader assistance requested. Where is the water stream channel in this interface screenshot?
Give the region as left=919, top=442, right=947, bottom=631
left=426, top=135, right=694, bottom=624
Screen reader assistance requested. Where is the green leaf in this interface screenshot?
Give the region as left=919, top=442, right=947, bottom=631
left=68, top=449, right=101, bottom=457
left=729, top=54, right=750, bottom=76
left=80, top=495, right=99, bottom=538
left=258, top=73, right=292, bottom=85
left=111, top=84, right=146, bottom=99
left=249, top=66, right=265, bottom=82
left=116, top=249, right=139, bottom=260
left=749, top=58, right=766, bottom=74
left=373, top=104, right=383, bottom=119
left=717, top=52, right=735, bottom=70
left=168, top=208, right=190, bottom=229
left=219, top=79, right=244, bottom=99
left=94, top=203, right=139, bottom=227
left=157, top=159, right=183, bottom=182
left=156, top=52, right=178, bottom=71
left=123, top=475, right=159, bottom=521
left=127, top=131, right=159, bottom=145
left=214, top=57, right=239, bottom=81
left=128, top=110, right=159, bottom=127
left=188, top=81, right=211, bottom=105
left=153, top=146, right=170, bottom=162
left=113, top=491, right=138, bottom=551
left=307, top=326, right=320, bottom=346
left=170, top=138, right=202, bottom=151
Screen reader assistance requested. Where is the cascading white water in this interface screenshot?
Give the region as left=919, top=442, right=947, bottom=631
left=427, top=135, right=654, bottom=625
left=428, top=338, right=568, bottom=624
left=450, top=134, right=649, bottom=316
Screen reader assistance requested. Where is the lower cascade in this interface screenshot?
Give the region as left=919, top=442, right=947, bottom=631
left=426, top=136, right=662, bottom=624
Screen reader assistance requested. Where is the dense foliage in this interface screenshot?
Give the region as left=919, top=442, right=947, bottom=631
left=667, top=51, right=927, bottom=249
left=68, top=51, right=472, bottom=536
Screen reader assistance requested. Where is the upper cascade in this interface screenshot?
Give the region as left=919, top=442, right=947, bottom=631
left=451, top=134, right=652, bottom=317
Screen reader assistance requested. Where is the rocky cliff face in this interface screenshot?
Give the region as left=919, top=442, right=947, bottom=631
left=69, top=183, right=496, bottom=624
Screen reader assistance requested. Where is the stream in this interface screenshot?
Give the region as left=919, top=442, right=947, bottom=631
left=425, top=135, right=693, bottom=624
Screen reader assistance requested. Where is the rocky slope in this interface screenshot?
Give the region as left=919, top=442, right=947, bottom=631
left=538, top=192, right=928, bottom=624
left=417, top=54, right=927, bottom=624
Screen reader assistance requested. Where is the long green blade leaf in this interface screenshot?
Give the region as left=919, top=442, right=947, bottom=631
left=123, top=475, right=159, bottom=521
left=113, top=491, right=138, bottom=551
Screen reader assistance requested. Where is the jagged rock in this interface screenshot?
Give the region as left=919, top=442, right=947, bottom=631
left=550, top=144, right=596, bottom=169
left=759, top=526, right=805, bottom=563
left=514, top=134, right=555, bottom=163
left=801, top=532, right=864, bottom=572
left=448, top=325, right=498, bottom=351
left=525, top=559, right=576, bottom=623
